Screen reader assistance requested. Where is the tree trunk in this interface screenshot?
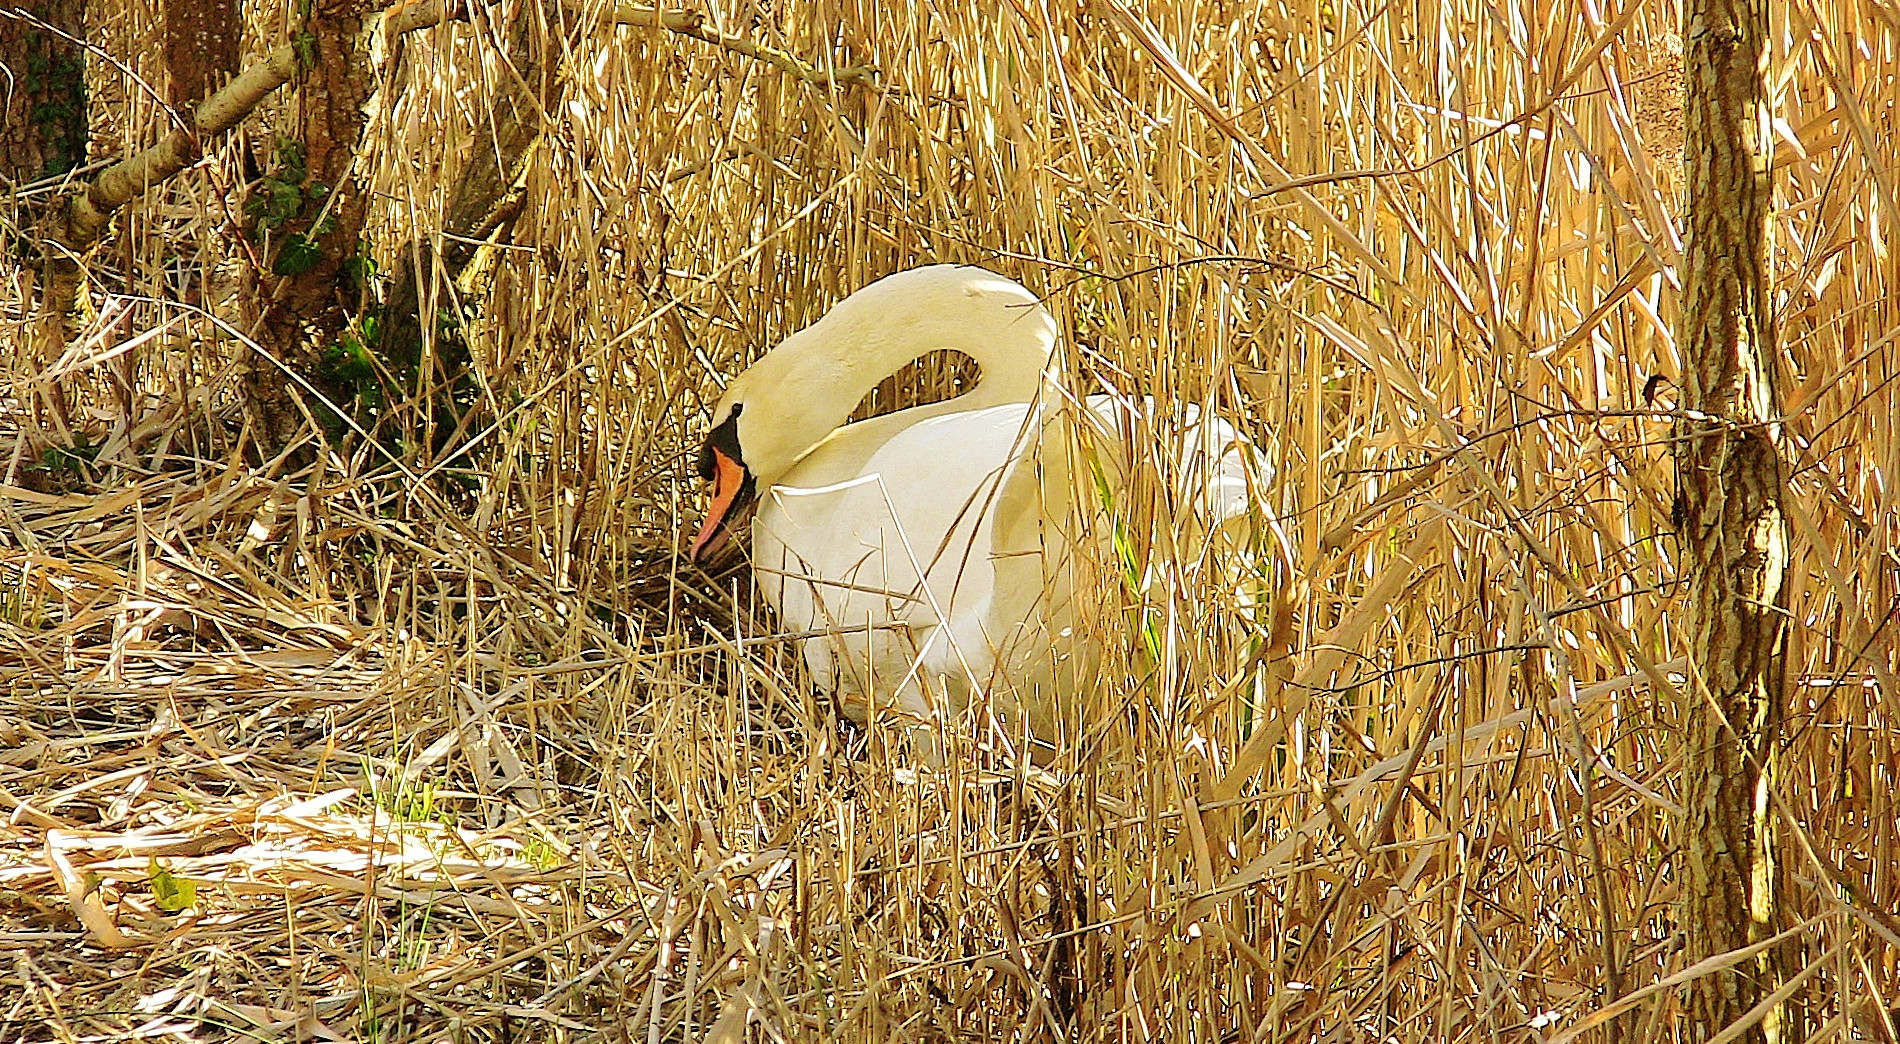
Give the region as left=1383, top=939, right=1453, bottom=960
left=1672, top=0, right=1790, bottom=1040
left=4, top=0, right=88, bottom=436
left=0, top=0, right=88, bottom=183
left=245, top=0, right=381, bottom=450
left=376, top=0, right=554, bottom=458
left=161, top=0, right=239, bottom=106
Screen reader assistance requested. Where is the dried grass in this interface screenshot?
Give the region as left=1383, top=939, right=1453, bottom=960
left=2, top=0, right=1897, bottom=1040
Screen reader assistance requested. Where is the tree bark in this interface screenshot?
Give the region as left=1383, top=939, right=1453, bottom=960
left=1672, top=0, right=1790, bottom=1040
left=161, top=0, right=239, bottom=106
left=0, top=0, right=88, bottom=183
left=241, top=0, right=384, bottom=449
left=4, top=0, right=87, bottom=435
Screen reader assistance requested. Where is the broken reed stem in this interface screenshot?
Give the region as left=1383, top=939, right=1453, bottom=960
left=604, top=4, right=876, bottom=85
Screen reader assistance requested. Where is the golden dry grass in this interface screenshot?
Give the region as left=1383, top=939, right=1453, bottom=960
left=2, top=0, right=1898, bottom=1041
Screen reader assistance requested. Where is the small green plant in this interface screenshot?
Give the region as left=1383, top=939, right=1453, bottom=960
left=148, top=859, right=197, bottom=913
left=247, top=138, right=340, bottom=276
left=248, top=176, right=303, bottom=228
left=0, top=567, right=44, bottom=629
left=1092, top=458, right=1165, bottom=665
left=357, top=987, right=389, bottom=1044
left=374, top=777, right=446, bottom=825
left=292, top=28, right=318, bottom=69
left=29, top=438, right=102, bottom=488
left=521, top=836, right=560, bottom=871
left=322, top=323, right=380, bottom=387
left=344, top=251, right=378, bottom=287
left=360, top=753, right=456, bottom=829
left=315, top=314, right=392, bottom=436
left=248, top=139, right=310, bottom=229
left=272, top=232, right=324, bottom=275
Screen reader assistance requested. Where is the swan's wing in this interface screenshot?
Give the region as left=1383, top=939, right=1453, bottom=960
left=753, top=403, right=1040, bottom=717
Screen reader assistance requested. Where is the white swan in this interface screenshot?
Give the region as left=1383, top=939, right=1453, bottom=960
left=690, top=265, right=1259, bottom=750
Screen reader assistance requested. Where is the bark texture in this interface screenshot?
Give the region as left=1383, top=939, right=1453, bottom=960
left=0, top=0, right=88, bottom=182
left=1672, top=0, right=1790, bottom=1040
left=246, top=0, right=381, bottom=449
left=6, top=0, right=87, bottom=433
left=161, top=0, right=239, bottom=105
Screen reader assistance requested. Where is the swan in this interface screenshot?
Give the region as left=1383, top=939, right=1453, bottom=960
left=689, top=264, right=1259, bottom=751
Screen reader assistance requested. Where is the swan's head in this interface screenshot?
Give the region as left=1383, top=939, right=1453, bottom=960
left=689, top=265, right=1054, bottom=563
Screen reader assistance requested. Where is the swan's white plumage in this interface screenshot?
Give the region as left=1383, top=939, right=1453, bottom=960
left=693, top=265, right=1262, bottom=746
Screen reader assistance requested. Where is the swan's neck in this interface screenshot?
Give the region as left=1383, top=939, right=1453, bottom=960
left=732, top=268, right=1059, bottom=487
left=796, top=304, right=1055, bottom=451
left=873, top=340, right=1052, bottom=428
left=766, top=327, right=1051, bottom=480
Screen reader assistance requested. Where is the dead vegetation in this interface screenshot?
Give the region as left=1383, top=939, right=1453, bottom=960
left=1, top=0, right=1897, bottom=1041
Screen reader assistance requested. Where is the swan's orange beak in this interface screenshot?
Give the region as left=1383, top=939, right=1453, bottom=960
left=690, top=448, right=752, bottom=564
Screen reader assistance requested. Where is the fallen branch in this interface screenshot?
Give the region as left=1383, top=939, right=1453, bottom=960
left=53, top=44, right=301, bottom=249
left=39, top=0, right=863, bottom=283
left=48, top=0, right=462, bottom=254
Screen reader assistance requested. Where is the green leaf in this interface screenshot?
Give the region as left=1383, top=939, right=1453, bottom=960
left=292, top=30, right=317, bottom=70
left=149, top=859, right=196, bottom=913
left=273, top=233, right=323, bottom=275
left=248, top=178, right=305, bottom=228
left=272, top=137, right=307, bottom=178
left=344, top=253, right=378, bottom=287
